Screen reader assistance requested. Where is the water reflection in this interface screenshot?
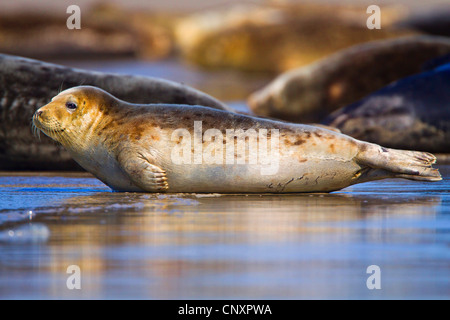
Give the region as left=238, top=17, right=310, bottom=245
left=0, top=168, right=448, bottom=299
left=1, top=189, right=442, bottom=243
left=55, top=191, right=442, bottom=243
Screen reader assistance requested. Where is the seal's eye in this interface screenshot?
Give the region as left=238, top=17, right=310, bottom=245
left=66, top=102, right=77, bottom=111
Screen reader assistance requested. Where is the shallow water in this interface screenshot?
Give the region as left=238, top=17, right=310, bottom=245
left=0, top=166, right=449, bottom=300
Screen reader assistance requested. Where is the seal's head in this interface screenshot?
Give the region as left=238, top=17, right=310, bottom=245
left=33, top=86, right=117, bottom=149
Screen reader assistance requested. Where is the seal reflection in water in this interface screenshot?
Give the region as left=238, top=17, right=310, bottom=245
left=32, top=86, right=442, bottom=193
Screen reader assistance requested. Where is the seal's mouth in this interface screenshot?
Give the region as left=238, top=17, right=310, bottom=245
left=32, top=112, right=65, bottom=140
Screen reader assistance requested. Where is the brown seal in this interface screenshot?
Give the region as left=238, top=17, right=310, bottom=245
left=248, top=36, right=450, bottom=123
left=322, top=63, right=450, bottom=153
left=33, top=86, right=441, bottom=193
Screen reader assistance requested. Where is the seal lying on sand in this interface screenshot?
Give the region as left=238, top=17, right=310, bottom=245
left=248, top=36, right=450, bottom=123
left=0, top=54, right=231, bottom=170
left=322, top=63, right=450, bottom=153
left=32, top=86, right=441, bottom=193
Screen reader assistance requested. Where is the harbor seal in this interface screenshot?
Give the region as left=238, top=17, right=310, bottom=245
left=32, top=86, right=441, bottom=193
left=397, top=8, right=450, bottom=37
left=322, top=63, right=450, bottom=153
left=248, top=36, right=450, bottom=123
left=175, top=3, right=414, bottom=73
left=0, top=54, right=232, bottom=171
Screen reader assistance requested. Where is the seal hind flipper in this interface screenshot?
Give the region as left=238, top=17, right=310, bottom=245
left=355, top=142, right=442, bottom=183
left=117, top=149, right=169, bottom=192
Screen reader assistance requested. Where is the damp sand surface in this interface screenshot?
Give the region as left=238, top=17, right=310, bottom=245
left=0, top=166, right=449, bottom=300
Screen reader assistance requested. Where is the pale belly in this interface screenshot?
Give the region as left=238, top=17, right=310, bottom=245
left=164, top=157, right=363, bottom=193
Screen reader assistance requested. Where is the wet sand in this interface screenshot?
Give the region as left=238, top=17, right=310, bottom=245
left=0, top=166, right=449, bottom=299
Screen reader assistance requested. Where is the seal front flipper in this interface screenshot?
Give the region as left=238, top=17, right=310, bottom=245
left=117, top=148, right=169, bottom=192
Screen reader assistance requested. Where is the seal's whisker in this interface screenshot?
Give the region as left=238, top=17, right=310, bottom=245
left=58, top=80, right=65, bottom=94
left=31, top=121, right=41, bottom=141
left=35, top=126, right=41, bottom=141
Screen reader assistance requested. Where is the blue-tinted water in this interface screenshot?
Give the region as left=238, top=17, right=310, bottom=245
left=0, top=167, right=448, bottom=299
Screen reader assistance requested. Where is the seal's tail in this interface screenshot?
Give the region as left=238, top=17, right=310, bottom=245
left=355, top=143, right=442, bottom=183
